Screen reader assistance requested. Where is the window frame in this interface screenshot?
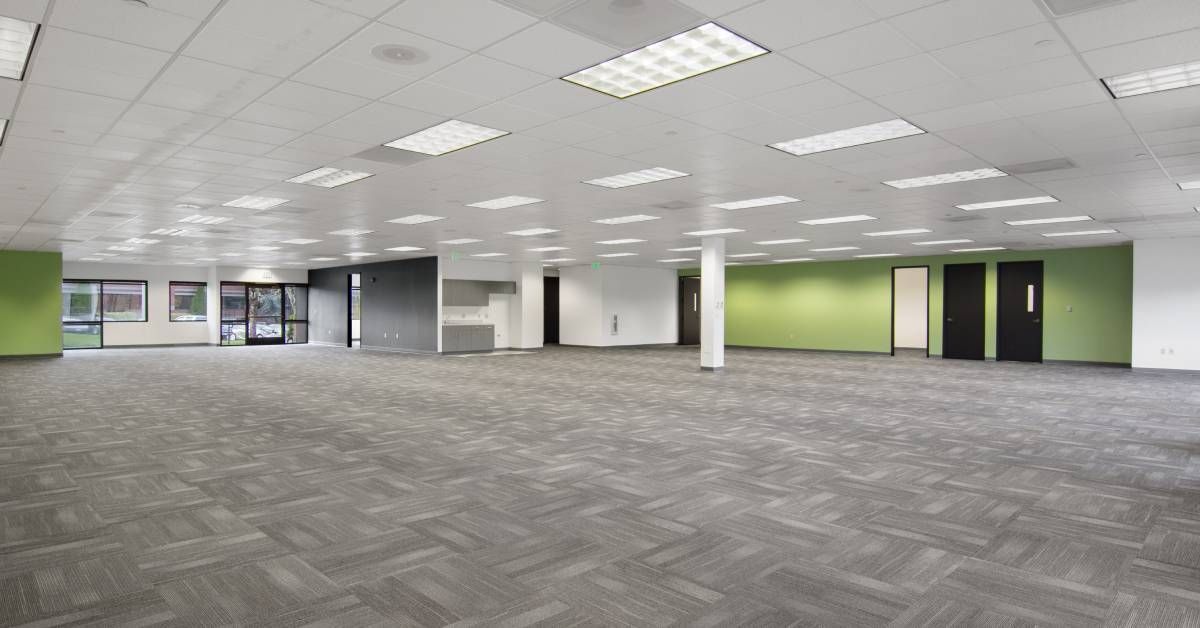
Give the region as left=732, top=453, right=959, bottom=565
left=168, top=281, right=209, bottom=323
left=96, top=279, right=149, bottom=323
left=61, top=279, right=104, bottom=350
left=219, top=281, right=309, bottom=346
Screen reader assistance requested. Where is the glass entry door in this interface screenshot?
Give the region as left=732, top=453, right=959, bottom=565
left=248, top=285, right=283, bottom=344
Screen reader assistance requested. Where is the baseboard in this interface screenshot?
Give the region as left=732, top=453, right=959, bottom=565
left=556, top=342, right=679, bottom=349
left=309, top=340, right=347, bottom=348
left=360, top=344, right=438, bottom=355
left=1045, top=359, right=1131, bottom=368
left=1132, top=366, right=1200, bottom=374
left=726, top=345, right=892, bottom=357
left=0, top=352, right=63, bottom=359
left=99, top=343, right=211, bottom=349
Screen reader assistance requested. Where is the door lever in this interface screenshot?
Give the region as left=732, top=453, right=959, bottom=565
left=946, top=317, right=954, bottom=322
left=1033, top=318, right=1041, bottom=323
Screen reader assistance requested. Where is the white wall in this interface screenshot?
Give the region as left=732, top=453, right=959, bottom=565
left=1133, top=238, right=1200, bottom=370
left=64, top=262, right=211, bottom=346
left=559, top=264, right=677, bottom=347
left=893, top=267, right=928, bottom=349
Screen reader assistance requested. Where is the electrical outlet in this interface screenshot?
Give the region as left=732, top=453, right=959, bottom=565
left=1066, top=305, right=1073, bottom=312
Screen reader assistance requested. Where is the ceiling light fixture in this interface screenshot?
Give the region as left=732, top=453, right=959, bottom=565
left=855, top=253, right=901, bottom=258
left=669, top=246, right=702, bottom=252
left=543, top=257, right=575, bottom=262
left=951, top=247, right=1006, bottom=252
left=584, top=167, right=689, bottom=188
left=248, top=246, right=280, bottom=251
left=280, top=238, right=322, bottom=245
left=1103, top=59, right=1200, bottom=98
left=505, top=227, right=559, bottom=236
left=1042, top=229, right=1119, bottom=237
left=770, top=119, right=925, bottom=156
left=913, top=239, right=973, bottom=245
left=754, top=238, right=809, bottom=245
left=149, top=228, right=187, bottom=236
left=596, top=238, right=645, bottom=245
left=863, top=228, right=932, bottom=237
left=597, top=252, right=637, bottom=257
left=440, top=238, right=482, bottom=245
left=467, top=196, right=544, bottom=209
left=124, top=238, right=160, bottom=244
left=223, top=196, right=289, bottom=210
left=344, top=252, right=377, bottom=257
left=328, top=228, right=375, bottom=236
left=592, top=214, right=661, bottom=225
left=658, top=258, right=695, bottom=263
left=799, top=215, right=876, bottom=225
left=471, top=252, right=507, bottom=257
left=1178, top=180, right=1200, bottom=190
left=561, top=22, right=768, bottom=99
left=683, top=228, right=744, bottom=236
left=107, top=246, right=135, bottom=252
left=195, top=257, right=219, bottom=262
left=884, top=168, right=1008, bottom=189
left=528, top=246, right=568, bottom=252
left=219, top=252, right=244, bottom=257
left=811, top=246, right=859, bottom=252
left=387, top=214, right=445, bottom=225
left=385, top=246, right=425, bottom=252
left=285, top=167, right=373, bottom=188
left=179, top=214, right=231, bottom=225
left=711, top=196, right=801, bottom=210
left=310, top=257, right=338, bottom=261
left=384, top=119, right=508, bottom=156
left=1005, top=215, right=1092, bottom=226
left=774, top=258, right=814, bottom=263
left=727, top=253, right=768, bottom=258
left=0, top=15, right=38, bottom=80
left=956, top=196, right=1058, bottom=211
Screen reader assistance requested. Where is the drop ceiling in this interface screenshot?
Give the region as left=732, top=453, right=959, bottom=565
left=1, top=0, right=1198, bottom=269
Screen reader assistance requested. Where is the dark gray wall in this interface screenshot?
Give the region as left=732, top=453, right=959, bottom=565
left=308, top=256, right=438, bottom=352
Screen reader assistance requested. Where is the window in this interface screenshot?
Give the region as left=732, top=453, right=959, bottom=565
left=62, top=280, right=102, bottom=349
left=169, top=282, right=207, bottom=322
left=100, top=281, right=147, bottom=322
left=220, top=282, right=308, bottom=346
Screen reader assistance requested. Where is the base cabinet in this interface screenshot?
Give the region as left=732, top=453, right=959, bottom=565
left=442, top=325, right=495, bottom=353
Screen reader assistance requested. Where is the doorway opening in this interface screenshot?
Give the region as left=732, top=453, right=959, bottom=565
left=891, top=266, right=929, bottom=357
left=349, top=273, right=361, bottom=348
left=543, top=276, right=559, bottom=344
left=678, top=276, right=700, bottom=345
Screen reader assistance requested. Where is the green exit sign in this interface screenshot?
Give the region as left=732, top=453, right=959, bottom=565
left=592, top=262, right=601, bottom=270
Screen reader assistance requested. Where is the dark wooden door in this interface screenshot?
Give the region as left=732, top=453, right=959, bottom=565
left=942, top=263, right=986, bottom=360
left=997, top=261, right=1043, bottom=363
left=543, top=276, right=559, bottom=344
left=679, top=277, right=701, bottom=345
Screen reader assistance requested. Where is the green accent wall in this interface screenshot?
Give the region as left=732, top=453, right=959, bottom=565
left=682, top=245, right=1132, bottom=364
left=0, top=251, right=63, bottom=357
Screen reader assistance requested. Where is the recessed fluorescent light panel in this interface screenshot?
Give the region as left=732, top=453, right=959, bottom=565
left=505, top=228, right=559, bottom=236
left=770, top=119, right=925, bottom=157
left=179, top=215, right=231, bottom=225
left=149, top=228, right=187, bottom=236
left=248, top=246, right=280, bottom=251
left=280, top=238, right=321, bottom=245
left=467, top=196, right=544, bottom=209
left=811, top=246, right=859, bottom=252
left=952, top=247, right=1005, bottom=252
left=727, top=253, right=768, bottom=258
left=1042, top=229, right=1119, bottom=237
left=1103, top=59, right=1200, bottom=98
left=384, top=119, right=508, bottom=156
left=79, top=257, right=103, bottom=262
left=754, top=238, right=809, bottom=245
left=0, top=15, right=37, bottom=80
left=593, top=215, right=660, bottom=225
left=219, top=253, right=244, bottom=257
left=956, top=196, right=1058, bottom=211
left=683, top=228, right=744, bottom=236
left=124, top=238, right=160, bottom=245
left=856, top=253, right=901, bottom=258
left=774, top=258, right=814, bottom=263
left=883, top=168, right=1008, bottom=189
left=0, top=118, right=8, bottom=145
left=471, top=253, right=507, bottom=257
left=1179, top=180, right=1200, bottom=190
left=344, top=252, right=377, bottom=257
left=286, top=167, right=373, bottom=188
left=658, top=258, right=694, bottom=263
left=223, top=196, right=289, bottom=210
left=328, top=229, right=375, bottom=236
left=913, top=239, right=973, bottom=246
left=310, top=257, right=338, bottom=261
left=863, top=228, right=931, bottom=237
left=711, top=196, right=800, bottom=210
left=596, top=238, right=645, bottom=245
left=799, top=215, right=876, bottom=225
left=385, top=246, right=425, bottom=252
left=597, top=252, right=637, bottom=258
left=387, top=214, right=445, bottom=225
left=195, top=258, right=219, bottom=262
left=440, top=238, right=482, bottom=245
left=668, top=246, right=702, bottom=252
left=584, top=167, right=689, bottom=189
left=543, top=257, right=575, bottom=263
left=561, top=22, right=768, bottom=99
left=528, top=246, right=568, bottom=252
left=1004, top=215, right=1092, bottom=226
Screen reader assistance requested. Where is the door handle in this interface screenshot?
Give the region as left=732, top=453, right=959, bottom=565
left=946, top=317, right=954, bottom=323
left=1033, top=318, right=1041, bottom=323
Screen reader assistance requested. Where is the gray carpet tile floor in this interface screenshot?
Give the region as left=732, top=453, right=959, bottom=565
left=1, top=344, right=1199, bottom=627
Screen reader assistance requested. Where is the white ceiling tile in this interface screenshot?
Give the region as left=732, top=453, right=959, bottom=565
left=993, top=80, right=1111, bottom=117
left=463, top=102, right=553, bottom=132
left=860, top=0, right=943, bottom=18
left=627, top=80, right=740, bottom=116
left=383, top=81, right=492, bottom=116
left=481, top=22, right=619, bottom=77
left=834, top=54, right=957, bottom=97
left=908, top=101, right=1012, bottom=131
left=235, top=81, right=369, bottom=132
left=1055, top=0, right=1200, bottom=51
left=0, top=0, right=49, bottom=22
left=209, top=120, right=303, bottom=146
left=887, top=0, right=1045, bottom=51
left=691, top=54, right=821, bottom=98
left=723, top=0, right=877, bottom=50
left=316, top=101, right=442, bottom=144
left=674, top=0, right=759, bottom=17
left=311, top=0, right=402, bottom=18
left=292, top=22, right=469, bottom=99
left=793, top=100, right=903, bottom=133
left=501, top=80, right=611, bottom=118
left=425, top=54, right=548, bottom=101
left=967, top=55, right=1095, bottom=100
left=1081, top=28, right=1200, bottom=78
left=110, top=103, right=222, bottom=145
left=141, top=57, right=278, bottom=118
left=184, top=0, right=368, bottom=77
left=567, top=101, right=670, bottom=132
left=48, top=0, right=211, bottom=52
left=15, top=85, right=129, bottom=134
left=521, top=118, right=612, bottom=144
left=682, top=101, right=790, bottom=133
left=752, top=80, right=862, bottom=118
left=30, top=28, right=171, bottom=100
left=875, top=78, right=990, bottom=114
left=932, top=23, right=1071, bottom=77
left=380, top=0, right=536, bottom=50
left=784, top=21, right=919, bottom=76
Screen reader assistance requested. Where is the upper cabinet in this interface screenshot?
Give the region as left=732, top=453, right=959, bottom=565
left=443, top=280, right=516, bottom=306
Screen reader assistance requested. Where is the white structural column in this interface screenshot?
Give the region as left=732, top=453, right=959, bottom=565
left=700, top=236, right=725, bottom=371
left=510, top=261, right=544, bottom=349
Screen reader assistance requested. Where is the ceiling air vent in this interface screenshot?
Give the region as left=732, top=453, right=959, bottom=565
left=941, top=214, right=987, bottom=223
left=1041, top=0, right=1135, bottom=16
left=88, top=210, right=138, bottom=218
left=998, top=158, right=1076, bottom=175
left=552, top=0, right=704, bottom=48
left=653, top=200, right=696, bottom=210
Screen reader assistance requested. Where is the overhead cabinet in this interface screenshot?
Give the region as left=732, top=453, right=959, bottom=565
left=442, top=280, right=516, bottom=306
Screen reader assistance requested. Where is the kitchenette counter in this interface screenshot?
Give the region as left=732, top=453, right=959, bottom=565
left=442, top=323, right=495, bottom=353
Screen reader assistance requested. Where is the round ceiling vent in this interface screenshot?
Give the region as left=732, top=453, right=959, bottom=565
left=371, top=44, right=429, bottom=65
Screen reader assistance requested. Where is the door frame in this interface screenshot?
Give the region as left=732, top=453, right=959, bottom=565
left=219, top=281, right=309, bottom=346
left=890, top=265, right=930, bottom=357
left=996, top=260, right=1044, bottom=363
left=678, top=276, right=701, bottom=345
